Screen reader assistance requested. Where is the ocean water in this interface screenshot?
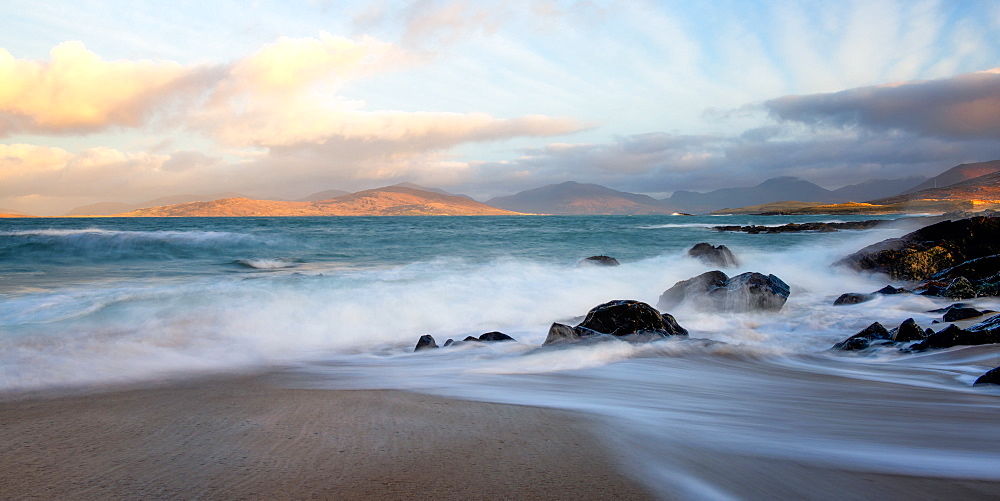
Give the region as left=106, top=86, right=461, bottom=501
left=2, top=215, right=999, bottom=498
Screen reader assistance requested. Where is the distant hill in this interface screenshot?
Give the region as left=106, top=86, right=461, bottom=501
left=65, top=192, right=248, bottom=216
left=296, top=189, right=351, bottom=202
left=390, top=182, right=474, bottom=200
left=112, top=186, right=524, bottom=216
left=711, top=200, right=977, bottom=215
left=872, top=169, right=1000, bottom=206
left=667, top=176, right=924, bottom=213
left=0, top=207, right=31, bottom=217
left=900, top=160, right=1000, bottom=194
left=486, top=181, right=676, bottom=215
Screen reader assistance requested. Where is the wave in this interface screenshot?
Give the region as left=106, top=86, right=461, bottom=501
left=235, top=258, right=301, bottom=269
left=0, top=228, right=270, bottom=261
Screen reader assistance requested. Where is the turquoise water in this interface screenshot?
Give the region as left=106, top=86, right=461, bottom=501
left=2, top=215, right=999, bottom=499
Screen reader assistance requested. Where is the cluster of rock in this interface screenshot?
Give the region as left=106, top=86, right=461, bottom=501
left=657, top=270, right=790, bottom=313
left=832, top=309, right=1000, bottom=353
left=415, top=331, right=517, bottom=351
left=714, top=220, right=884, bottom=234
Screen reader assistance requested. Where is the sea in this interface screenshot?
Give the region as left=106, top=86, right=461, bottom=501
left=2, top=215, right=999, bottom=498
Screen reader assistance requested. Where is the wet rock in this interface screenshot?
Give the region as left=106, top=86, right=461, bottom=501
left=478, top=331, right=516, bottom=342
left=833, top=322, right=890, bottom=351
left=580, top=255, right=620, bottom=266
left=943, top=307, right=984, bottom=322
left=688, top=243, right=738, bottom=267
left=463, top=336, right=480, bottom=342
left=577, top=299, right=687, bottom=337
left=542, top=323, right=608, bottom=346
left=906, top=317, right=1000, bottom=351
left=834, top=293, right=875, bottom=306
left=933, top=254, right=1000, bottom=282
left=414, top=334, right=439, bottom=351
left=974, top=366, right=1000, bottom=386
left=715, top=220, right=883, bottom=233
left=892, top=318, right=928, bottom=343
left=943, top=277, right=977, bottom=299
left=874, top=285, right=908, bottom=295
left=657, top=270, right=729, bottom=310
left=705, top=272, right=790, bottom=312
left=659, top=271, right=790, bottom=313
left=837, top=216, right=1000, bottom=280
left=443, top=339, right=455, bottom=347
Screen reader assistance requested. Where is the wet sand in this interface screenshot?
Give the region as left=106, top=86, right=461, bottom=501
left=0, top=374, right=654, bottom=500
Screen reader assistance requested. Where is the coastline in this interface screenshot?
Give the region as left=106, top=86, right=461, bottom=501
left=0, top=372, right=655, bottom=500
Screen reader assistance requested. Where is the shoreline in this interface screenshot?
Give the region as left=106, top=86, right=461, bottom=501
left=0, top=372, right=655, bottom=500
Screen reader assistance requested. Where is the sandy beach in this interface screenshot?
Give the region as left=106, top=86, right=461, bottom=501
left=0, top=373, right=654, bottom=500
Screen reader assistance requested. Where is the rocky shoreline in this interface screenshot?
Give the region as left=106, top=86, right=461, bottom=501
left=414, top=213, right=1000, bottom=385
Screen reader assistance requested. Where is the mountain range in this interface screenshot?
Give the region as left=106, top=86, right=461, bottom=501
left=22, top=159, right=1000, bottom=217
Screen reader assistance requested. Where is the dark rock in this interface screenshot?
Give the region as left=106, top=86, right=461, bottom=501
left=978, top=281, right=1000, bottom=297
left=660, top=313, right=689, bottom=336
left=414, top=334, right=439, bottom=351
left=577, top=299, right=686, bottom=337
left=463, top=336, right=480, bottom=342
left=658, top=270, right=790, bottom=313
left=837, top=216, right=1000, bottom=280
left=834, top=293, right=875, bottom=306
left=928, top=302, right=973, bottom=313
left=478, top=331, right=516, bottom=342
left=657, top=270, right=729, bottom=310
left=943, top=277, right=977, bottom=299
left=943, top=307, right=984, bottom=322
left=715, top=220, right=883, bottom=234
left=892, top=318, right=927, bottom=342
left=542, top=323, right=608, bottom=346
left=688, top=242, right=738, bottom=267
left=705, top=272, right=790, bottom=312
left=833, top=322, right=890, bottom=350
left=443, top=339, right=454, bottom=347
left=581, top=255, right=620, bottom=266
left=874, top=285, right=908, bottom=295
left=974, top=366, right=1000, bottom=386
left=907, top=319, right=1000, bottom=352
left=933, top=254, right=1000, bottom=282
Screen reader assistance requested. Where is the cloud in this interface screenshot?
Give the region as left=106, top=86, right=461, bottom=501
left=0, top=42, right=207, bottom=136
left=766, top=68, right=1000, bottom=139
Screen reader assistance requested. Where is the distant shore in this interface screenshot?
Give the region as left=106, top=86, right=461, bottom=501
left=0, top=373, right=654, bottom=500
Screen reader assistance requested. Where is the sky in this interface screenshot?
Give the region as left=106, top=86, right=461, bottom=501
left=1, top=0, right=999, bottom=215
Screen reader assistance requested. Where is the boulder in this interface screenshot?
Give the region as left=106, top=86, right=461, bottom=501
left=705, top=272, right=790, bottom=312
left=892, top=318, right=928, bottom=343
left=943, top=307, right=984, bottom=322
left=874, top=285, right=908, bottom=295
left=414, top=334, right=439, bottom=351
left=658, top=271, right=790, bottom=313
left=542, top=323, right=608, bottom=346
left=478, top=331, right=516, bottom=342
left=688, top=243, right=738, bottom=267
left=833, top=322, right=890, bottom=351
left=943, top=277, right=977, bottom=299
left=657, top=270, right=728, bottom=310
left=836, top=216, right=1000, bottom=280
left=974, top=366, right=1000, bottom=386
left=580, top=255, right=620, bottom=266
left=834, top=293, right=875, bottom=306
left=577, top=299, right=687, bottom=337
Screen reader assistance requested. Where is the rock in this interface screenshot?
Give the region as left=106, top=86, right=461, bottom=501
left=657, top=270, right=728, bottom=310
left=932, top=254, right=1000, bottom=282
left=688, top=243, right=738, bottom=267
left=542, top=323, right=608, bottom=346
left=874, top=285, right=908, bottom=295
left=833, top=322, right=890, bottom=350
left=715, top=220, right=883, bottom=233
left=943, top=277, right=977, bottom=299
left=943, top=307, right=984, bottom=322
left=907, top=319, right=1000, bottom=352
left=706, top=272, right=790, bottom=312
left=974, top=366, right=1000, bottom=386
left=837, top=216, right=1000, bottom=280
left=463, top=336, right=480, bottom=342
left=478, top=331, right=516, bottom=342
left=834, top=293, right=875, bottom=306
left=892, top=318, right=928, bottom=342
left=658, top=271, right=790, bottom=313
left=580, top=255, right=620, bottom=266
left=576, top=300, right=688, bottom=338
left=414, top=334, right=439, bottom=351
left=443, top=339, right=455, bottom=347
